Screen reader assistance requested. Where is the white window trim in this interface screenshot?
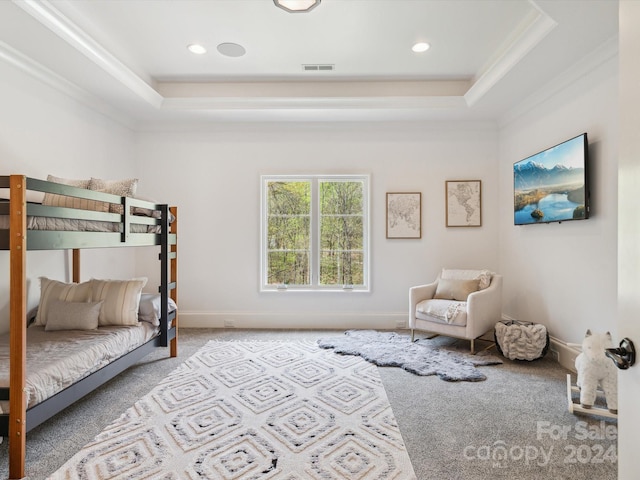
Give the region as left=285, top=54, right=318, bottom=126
left=260, top=174, right=370, bottom=292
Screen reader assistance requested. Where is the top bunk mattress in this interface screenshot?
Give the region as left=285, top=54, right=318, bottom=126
left=0, top=213, right=161, bottom=233
left=0, top=323, right=158, bottom=412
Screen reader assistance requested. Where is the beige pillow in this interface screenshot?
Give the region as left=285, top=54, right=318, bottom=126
left=88, top=177, right=138, bottom=214
left=434, top=278, right=480, bottom=301
left=41, top=175, right=109, bottom=212
left=90, top=278, right=147, bottom=326
left=441, top=269, right=493, bottom=290
left=44, top=299, right=102, bottom=331
left=35, top=277, right=92, bottom=326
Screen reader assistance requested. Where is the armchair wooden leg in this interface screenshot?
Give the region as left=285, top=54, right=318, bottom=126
left=470, top=338, right=475, bottom=355
left=411, top=329, right=415, bottom=342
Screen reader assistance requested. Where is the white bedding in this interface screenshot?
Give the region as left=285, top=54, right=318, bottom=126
left=0, top=215, right=161, bottom=233
left=0, top=323, right=158, bottom=412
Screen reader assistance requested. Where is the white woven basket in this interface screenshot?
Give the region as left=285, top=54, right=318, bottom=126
left=494, top=320, right=549, bottom=361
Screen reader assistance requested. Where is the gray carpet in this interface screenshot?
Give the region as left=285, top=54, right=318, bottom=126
left=0, top=329, right=617, bottom=480
left=318, top=329, right=503, bottom=381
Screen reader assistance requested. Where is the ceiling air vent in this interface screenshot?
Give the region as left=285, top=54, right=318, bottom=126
left=303, top=64, right=335, bottom=71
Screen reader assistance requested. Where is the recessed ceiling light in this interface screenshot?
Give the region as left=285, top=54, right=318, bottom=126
left=187, top=44, right=207, bottom=55
left=412, top=42, right=430, bottom=53
left=217, top=42, right=246, bottom=58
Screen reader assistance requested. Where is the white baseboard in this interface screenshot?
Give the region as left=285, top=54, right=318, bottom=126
left=548, top=336, right=580, bottom=372
left=178, top=311, right=408, bottom=331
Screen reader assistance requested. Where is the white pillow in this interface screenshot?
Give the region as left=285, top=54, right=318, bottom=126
left=44, top=299, right=102, bottom=331
left=138, top=293, right=178, bottom=326
left=90, top=278, right=147, bottom=326
left=0, top=188, right=45, bottom=203
left=35, top=277, right=92, bottom=326
left=441, top=269, right=493, bottom=290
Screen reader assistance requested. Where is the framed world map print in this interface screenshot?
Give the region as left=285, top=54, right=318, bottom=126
left=446, top=180, right=482, bottom=227
left=386, top=192, right=421, bottom=238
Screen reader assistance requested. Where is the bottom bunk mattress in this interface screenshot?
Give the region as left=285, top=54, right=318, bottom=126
left=0, top=323, right=158, bottom=412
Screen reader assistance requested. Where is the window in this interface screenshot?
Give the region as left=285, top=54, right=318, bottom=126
left=261, top=175, right=369, bottom=291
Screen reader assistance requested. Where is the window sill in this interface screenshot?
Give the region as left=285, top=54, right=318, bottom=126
left=260, top=287, right=370, bottom=293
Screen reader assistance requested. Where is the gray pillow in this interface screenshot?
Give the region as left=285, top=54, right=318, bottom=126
left=35, top=277, right=92, bottom=326
left=44, top=299, right=103, bottom=331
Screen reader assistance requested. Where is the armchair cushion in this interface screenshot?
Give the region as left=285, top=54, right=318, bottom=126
left=416, top=299, right=468, bottom=326
left=434, top=278, right=479, bottom=301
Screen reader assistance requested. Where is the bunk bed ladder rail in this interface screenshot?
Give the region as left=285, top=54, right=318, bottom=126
left=8, top=175, right=28, bottom=479
left=159, top=204, right=178, bottom=356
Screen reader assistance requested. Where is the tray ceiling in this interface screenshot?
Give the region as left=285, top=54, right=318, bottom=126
left=0, top=0, right=619, bottom=126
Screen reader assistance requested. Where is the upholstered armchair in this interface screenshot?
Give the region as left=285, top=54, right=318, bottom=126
left=409, top=269, right=502, bottom=353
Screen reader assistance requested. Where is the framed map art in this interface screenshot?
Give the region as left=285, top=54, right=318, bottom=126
left=386, top=192, right=421, bottom=239
left=446, top=180, right=482, bottom=227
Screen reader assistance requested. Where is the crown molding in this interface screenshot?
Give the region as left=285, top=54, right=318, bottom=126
left=499, top=34, right=619, bottom=127
left=13, top=0, right=163, bottom=109
left=0, top=39, right=134, bottom=128
left=464, top=5, right=557, bottom=107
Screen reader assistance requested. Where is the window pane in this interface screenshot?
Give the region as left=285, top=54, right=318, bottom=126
left=268, top=216, right=310, bottom=250
left=266, top=180, right=311, bottom=285
left=320, top=216, right=363, bottom=250
left=268, top=181, right=310, bottom=215
left=320, top=181, right=363, bottom=215
left=320, top=181, right=364, bottom=286
left=268, top=251, right=310, bottom=285
left=320, top=251, right=364, bottom=285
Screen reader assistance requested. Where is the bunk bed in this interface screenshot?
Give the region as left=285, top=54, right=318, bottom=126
left=0, top=175, right=178, bottom=480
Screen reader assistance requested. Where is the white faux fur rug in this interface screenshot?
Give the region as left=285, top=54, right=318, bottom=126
left=318, top=330, right=503, bottom=381
left=48, top=340, right=416, bottom=479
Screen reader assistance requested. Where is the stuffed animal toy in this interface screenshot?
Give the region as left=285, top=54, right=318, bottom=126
left=575, top=330, right=618, bottom=413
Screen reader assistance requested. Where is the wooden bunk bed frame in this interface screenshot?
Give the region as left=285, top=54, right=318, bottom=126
left=0, top=175, right=178, bottom=480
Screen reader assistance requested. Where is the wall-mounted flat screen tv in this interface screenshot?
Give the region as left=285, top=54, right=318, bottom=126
left=514, top=133, right=589, bottom=225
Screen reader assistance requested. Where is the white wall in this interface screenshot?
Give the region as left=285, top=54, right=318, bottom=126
left=498, top=52, right=618, bottom=345
left=0, top=61, right=138, bottom=333
left=135, top=122, right=500, bottom=329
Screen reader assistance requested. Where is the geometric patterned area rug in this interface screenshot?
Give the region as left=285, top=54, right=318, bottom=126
left=48, top=340, right=417, bottom=479
left=318, top=330, right=502, bottom=382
